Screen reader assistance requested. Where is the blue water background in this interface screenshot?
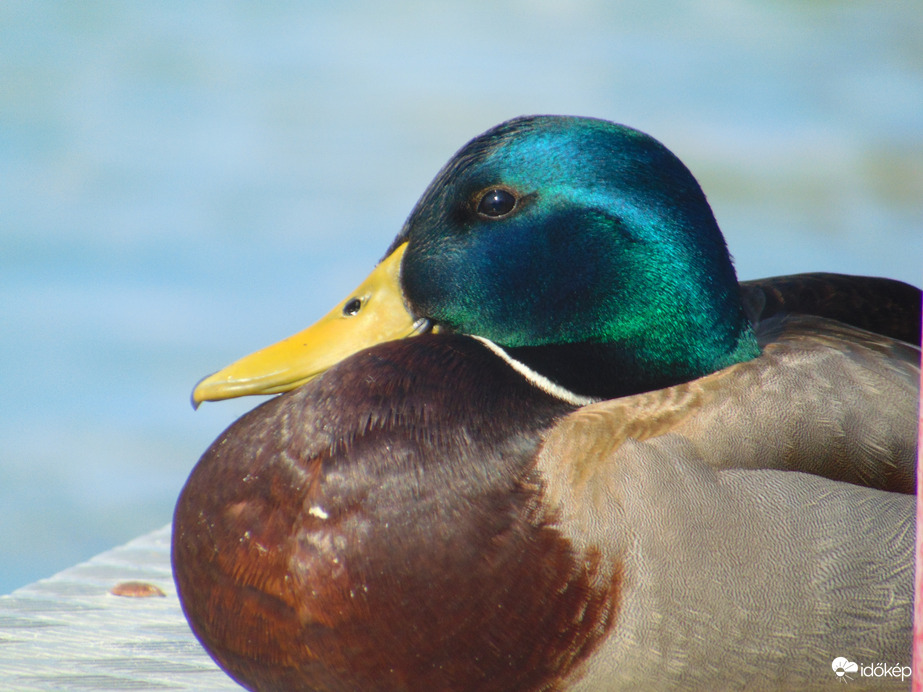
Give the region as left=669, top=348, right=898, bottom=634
left=1, top=2, right=921, bottom=594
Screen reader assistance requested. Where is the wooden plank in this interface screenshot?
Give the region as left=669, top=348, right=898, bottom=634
left=0, top=525, right=240, bottom=690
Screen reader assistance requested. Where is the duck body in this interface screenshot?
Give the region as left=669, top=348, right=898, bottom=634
left=175, top=320, right=917, bottom=691
left=174, top=115, right=920, bottom=691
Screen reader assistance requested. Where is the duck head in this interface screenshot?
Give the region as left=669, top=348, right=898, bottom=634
left=194, top=115, right=759, bottom=404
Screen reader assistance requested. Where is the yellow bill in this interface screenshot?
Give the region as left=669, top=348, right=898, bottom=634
left=193, top=242, right=426, bottom=406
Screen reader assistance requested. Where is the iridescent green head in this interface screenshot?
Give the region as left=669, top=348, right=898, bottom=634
left=394, top=115, right=759, bottom=398
left=193, top=116, right=761, bottom=406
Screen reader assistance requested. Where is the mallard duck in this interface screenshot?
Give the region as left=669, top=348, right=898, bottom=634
left=173, top=116, right=920, bottom=691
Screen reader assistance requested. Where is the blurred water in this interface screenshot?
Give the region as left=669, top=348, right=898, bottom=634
left=1, top=1, right=921, bottom=594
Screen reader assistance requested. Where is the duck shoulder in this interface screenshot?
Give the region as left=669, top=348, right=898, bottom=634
left=741, top=272, right=921, bottom=344
left=539, top=314, right=919, bottom=494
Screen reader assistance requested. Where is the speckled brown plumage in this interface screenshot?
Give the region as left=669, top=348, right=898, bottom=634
left=174, top=336, right=626, bottom=691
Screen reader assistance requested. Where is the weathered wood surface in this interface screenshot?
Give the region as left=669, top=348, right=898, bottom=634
left=0, top=524, right=240, bottom=690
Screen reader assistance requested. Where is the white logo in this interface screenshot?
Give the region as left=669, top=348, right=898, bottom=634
left=831, top=657, right=858, bottom=682
left=831, top=657, right=910, bottom=683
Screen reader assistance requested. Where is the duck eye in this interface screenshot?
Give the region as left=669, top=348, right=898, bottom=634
left=343, top=298, right=362, bottom=316
left=476, top=188, right=517, bottom=218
